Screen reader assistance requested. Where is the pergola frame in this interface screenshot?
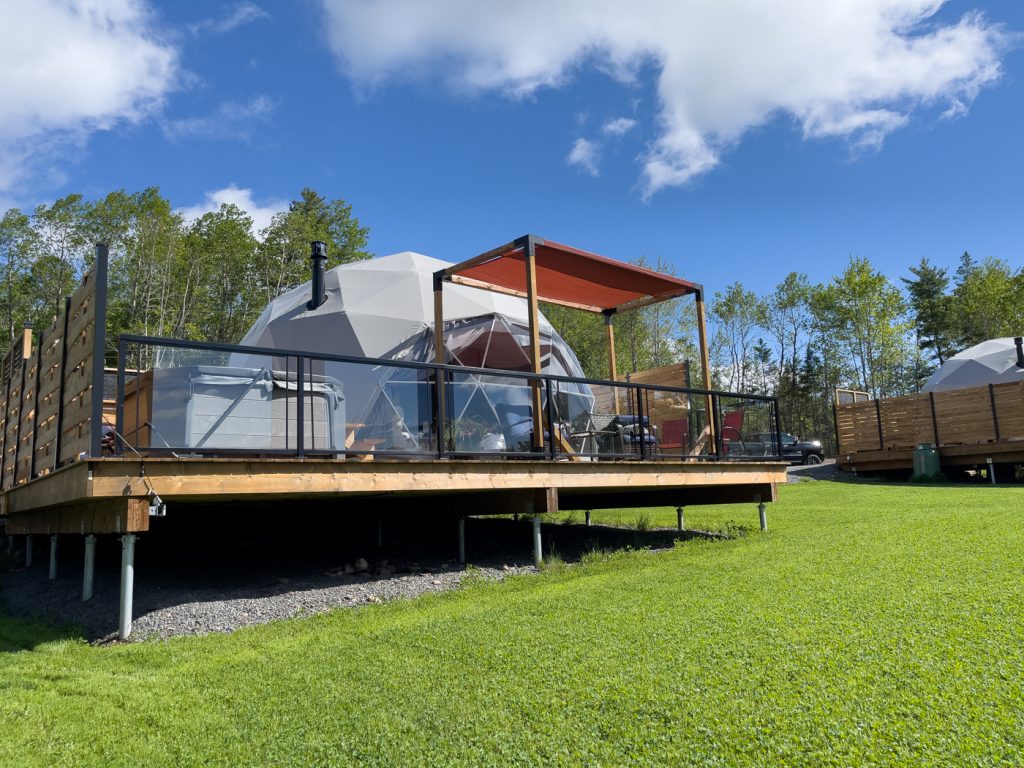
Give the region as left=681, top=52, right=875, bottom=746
left=432, top=234, right=714, bottom=451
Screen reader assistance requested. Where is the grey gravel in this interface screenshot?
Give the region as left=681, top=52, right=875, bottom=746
left=0, top=558, right=534, bottom=643
left=786, top=458, right=842, bottom=483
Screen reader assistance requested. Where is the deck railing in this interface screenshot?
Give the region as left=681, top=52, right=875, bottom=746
left=114, top=334, right=783, bottom=463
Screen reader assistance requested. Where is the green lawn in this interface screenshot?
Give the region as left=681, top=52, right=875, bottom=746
left=2, top=480, right=1023, bottom=767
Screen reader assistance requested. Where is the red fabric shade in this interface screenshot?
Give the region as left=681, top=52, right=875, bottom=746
left=446, top=239, right=698, bottom=313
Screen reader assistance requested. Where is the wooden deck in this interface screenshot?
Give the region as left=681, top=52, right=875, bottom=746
left=0, top=456, right=784, bottom=535
left=835, top=381, right=1024, bottom=473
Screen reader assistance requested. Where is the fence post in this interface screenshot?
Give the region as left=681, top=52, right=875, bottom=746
left=929, top=391, right=940, bottom=446
left=12, top=327, right=30, bottom=482
left=53, top=296, right=71, bottom=470
left=874, top=399, right=884, bottom=451
left=89, top=244, right=109, bottom=458
left=988, top=384, right=1000, bottom=443
left=29, top=331, right=44, bottom=478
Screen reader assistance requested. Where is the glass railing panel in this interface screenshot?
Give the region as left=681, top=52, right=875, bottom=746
left=642, top=388, right=713, bottom=459
left=444, top=370, right=539, bottom=455
left=716, top=395, right=779, bottom=459
left=548, top=379, right=644, bottom=460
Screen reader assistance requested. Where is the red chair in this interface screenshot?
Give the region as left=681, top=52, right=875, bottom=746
left=659, top=418, right=689, bottom=454
left=721, top=409, right=745, bottom=455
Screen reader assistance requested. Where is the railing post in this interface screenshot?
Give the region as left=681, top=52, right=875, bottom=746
left=545, top=377, right=556, bottom=460
left=116, top=336, right=127, bottom=456
left=296, top=355, right=305, bottom=458
left=434, top=366, right=446, bottom=458
left=773, top=397, right=783, bottom=461
left=636, top=385, right=646, bottom=460
left=712, top=393, right=723, bottom=460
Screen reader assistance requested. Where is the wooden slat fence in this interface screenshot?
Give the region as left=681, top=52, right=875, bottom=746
left=0, top=245, right=108, bottom=489
left=836, top=380, right=1024, bottom=459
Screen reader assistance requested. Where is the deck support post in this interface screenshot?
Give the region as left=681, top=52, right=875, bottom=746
left=119, top=534, right=137, bottom=640
left=532, top=516, right=542, bottom=568
left=585, top=510, right=591, bottom=527
left=677, top=506, right=685, bottom=532
left=25, top=534, right=32, bottom=568
left=987, top=458, right=996, bottom=485
left=457, top=517, right=466, bottom=564
left=48, top=535, right=57, bottom=580
left=82, top=535, right=96, bottom=602
left=758, top=502, right=768, bottom=532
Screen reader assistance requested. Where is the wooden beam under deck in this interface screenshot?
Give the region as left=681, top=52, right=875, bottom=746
left=0, top=457, right=785, bottom=535
left=838, top=440, right=1024, bottom=473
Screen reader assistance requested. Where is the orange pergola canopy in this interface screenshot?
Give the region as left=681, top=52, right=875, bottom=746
left=438, top=238, right=699, bottom=314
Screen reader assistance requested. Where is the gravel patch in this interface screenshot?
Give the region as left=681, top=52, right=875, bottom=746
left=0, top=556, right=533, bottom=644
left=0, top=517, right=712, bottom=644
left=787, top=458, right=844, bottom=483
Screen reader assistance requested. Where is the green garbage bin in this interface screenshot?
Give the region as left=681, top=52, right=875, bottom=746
left=913, top=443, right=940, bottom=478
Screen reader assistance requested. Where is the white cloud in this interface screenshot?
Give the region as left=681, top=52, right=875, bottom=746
left=188, top=2, right=268, bottom=37
left=162, top=95, right=276, bottom=142
left=181, top=185, right=288, bottom=235
left=320, top=0, right=1008, bottom=196
left=0, top=0, right=178, bottom=200
left=567, top=138, right=600, bottom=176
left=602, top=117, right=637, bottom=136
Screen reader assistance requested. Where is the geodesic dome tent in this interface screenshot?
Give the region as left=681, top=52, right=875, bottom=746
left=922, top=338, right=1024, bottom=393
left=237, top=251, right=593, bottom=452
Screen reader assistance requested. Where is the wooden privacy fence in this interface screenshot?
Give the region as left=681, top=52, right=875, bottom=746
left=835, top=380, right=1024, bottom=460
left=0, top=245, right=108, bottom=490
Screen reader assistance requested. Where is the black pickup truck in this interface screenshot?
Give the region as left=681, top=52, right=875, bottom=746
left=748, top=432, right=826, bottom=465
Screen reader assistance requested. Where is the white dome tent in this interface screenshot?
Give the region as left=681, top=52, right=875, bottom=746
left=922, top=337, right=1024, bottom=393
left=237, top=251, right=593, bottom=453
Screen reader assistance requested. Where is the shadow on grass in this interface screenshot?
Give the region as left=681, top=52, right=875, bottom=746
left=0, top=513, right=720, bottom=643
left=0, top=608, right=85, bottom=653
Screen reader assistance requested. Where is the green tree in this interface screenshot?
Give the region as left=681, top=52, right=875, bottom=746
left=951, top=256, right=1023, bottom=346
left=0, top=209, right=38, bottom=343
left=902, top=258, right=953, bottom=366
left=258, top=188, right=371, bottom=300
left=31, top=194, right=90, bottom=322
left=711, top=282, right=760, bottom=391
left=811, top=256, right=911, bottom=398
left=186, top=204, right=261, bottom=344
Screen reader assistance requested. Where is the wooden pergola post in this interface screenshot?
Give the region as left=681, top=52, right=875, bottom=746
left=695, top=287, right=715, bottom=448
left=524, top=237, right=545, bottom=451
left=604, top=310, right=620, bottom=414
left=604, top=311, right=617, bottom=381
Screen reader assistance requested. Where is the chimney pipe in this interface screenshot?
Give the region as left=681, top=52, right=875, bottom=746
left=307, top=241, right=328, bottom=310
left=1015, top=336, right=1023, bottom=369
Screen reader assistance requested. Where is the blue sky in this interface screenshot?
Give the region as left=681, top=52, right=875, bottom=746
left=2, top=1, right=1022, bottom=298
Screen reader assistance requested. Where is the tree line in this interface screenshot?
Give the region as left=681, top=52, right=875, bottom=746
left=0, top=188, right=370, bottom=355
left=552, top=253, right=1022, bottom=453
left=2, top=188, right=1020, bottom=453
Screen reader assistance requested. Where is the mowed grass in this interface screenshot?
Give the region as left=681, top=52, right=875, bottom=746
left=2, top=481, right=1024, bottom=767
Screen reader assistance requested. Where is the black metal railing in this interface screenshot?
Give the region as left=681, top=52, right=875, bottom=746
left=114, top=334, right=783, bottom=463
